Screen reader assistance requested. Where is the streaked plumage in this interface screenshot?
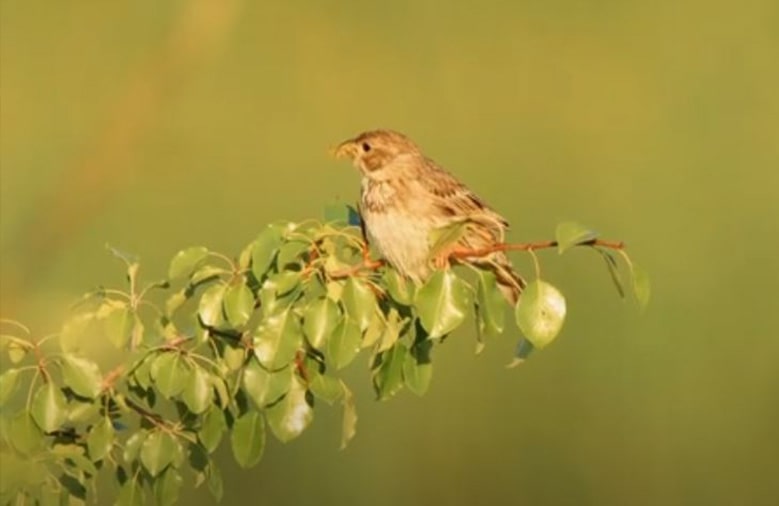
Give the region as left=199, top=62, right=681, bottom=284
left=335, top=129, right=525, bottom=303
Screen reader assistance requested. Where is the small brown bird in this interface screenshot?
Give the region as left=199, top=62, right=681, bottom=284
left=334, top=129, right=525, bottom=304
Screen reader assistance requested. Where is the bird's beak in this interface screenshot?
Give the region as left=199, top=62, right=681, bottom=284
left=331, top=139, right=358, bottom=161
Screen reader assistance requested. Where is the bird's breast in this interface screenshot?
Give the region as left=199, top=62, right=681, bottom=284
left=361, top=178, right=431, bottom=282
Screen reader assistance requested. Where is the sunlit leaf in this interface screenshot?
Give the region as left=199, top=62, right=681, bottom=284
left=140, top=430, right=178, bottom=477
left=555, top=221, right=598, bottom=254
left=60, top=312, right=97, bottom=354
left=154, top=467, right=183, bottom=506
left=198, top=407, right=227, bottom=453
left=198, top=284, right=227, bottom=327
left=253, top=308, right=302, bottom=370
left=168, top=246, right=209, bottom=280
left=150, top=352, right=190, bottom=399
left=515, top=280, right=567, bottom=349
left=101, top=302, right=132, bottom=349
left=68, top=399, right=100, bottom=424
left=631, top=264, right=651, bottom=310
left=60, top=354, right=103, bottom=399
left=30, top=382, right=67, bottom=432
left=476, top=270, right=506, bottom=337
left=341, top=277, right=377, bottom=331
left=302, top=297, right=340, bottom=350
left=276, top=240, right=309, bottom=269
left=326, top=317, right=362, bottom=370
left=251, top=226, right=283, bottom=280
left=231, top=411, right=265, bottom=468
left=0, top=369, right=20, bottom=406
left=340, top=381, right=357, bottom=450
left=428, top=220, right=469, bottom=258
left=207, top=462, right=224, bottom=501
left=7, top=411, right=44, bottom=455
left=181, top=366, right=213, bottom=414
left=373, top=343, right=408, bottom=401
left=309, top=374, right=343, bottom=405
left=383, top=268, right=414, bottom=305
left=86, top=417, right=114, bottom=461
left=596, top=249, right=625, bottom=298
left=377, top=308, right=403, bottom=352
left=265, top=377, right=313, bottom=443
left=403, top=339, right=433, bottom=396
left=123, top=430, right=146, bottom=463
left=415, top=270, right=472, bottom=338
left=242, top=359, right=292, bottom=408
left=223, top=279, right=254, bottom=327
left=117, top=480, right=144, bottom=506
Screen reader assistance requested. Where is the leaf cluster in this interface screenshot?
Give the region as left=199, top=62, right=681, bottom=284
left=0, top=216, right=648, bottom=504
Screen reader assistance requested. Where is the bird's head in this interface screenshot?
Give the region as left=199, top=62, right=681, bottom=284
left=333, top=129, right=421, bottom=176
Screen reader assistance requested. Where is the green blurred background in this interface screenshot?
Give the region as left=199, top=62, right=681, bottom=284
left=2, top=0, right=778, bottom=504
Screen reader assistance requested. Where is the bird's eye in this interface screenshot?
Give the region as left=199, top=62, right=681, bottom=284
left=361, top=142, right=371, bottom=152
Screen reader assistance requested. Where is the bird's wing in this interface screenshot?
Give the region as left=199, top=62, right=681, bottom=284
left=417, top=157, right=510, bottom=233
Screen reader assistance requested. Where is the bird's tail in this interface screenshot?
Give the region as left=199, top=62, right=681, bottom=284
left=486, top=252, right=526, bottom=306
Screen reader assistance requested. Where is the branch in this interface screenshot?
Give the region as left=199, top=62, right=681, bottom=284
left=450, top=238, right=625, bottom=260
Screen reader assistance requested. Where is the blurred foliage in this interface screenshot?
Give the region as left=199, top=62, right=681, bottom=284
left=1, top=0, right=778, bottom=504
left=0, top=216, right=641, bottom=504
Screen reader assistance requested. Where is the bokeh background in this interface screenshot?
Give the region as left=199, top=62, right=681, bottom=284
left=2, top=0, right=778, bottom=504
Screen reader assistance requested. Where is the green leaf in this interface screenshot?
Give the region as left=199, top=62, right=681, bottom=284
left=376, top=308, right=404, bottom=352
left=266, top=377, right=313, bottom=443
left=140, top=430, right=178, bottom=477
left=373, top=343, right=408, bottom=401
left=154, top=467, right=183, bottom=506
left=222, top=343, right=246, bottom=371
left=230, top=411, right=265, bottom=468
left=198, top=283, right=227, bottom=327
left=207, top=463, right=224, bottom=502
left=476, top=270, right=506, bottom=337
left=555, top=221, right=598, bottom=254
left=631, top=264, right=651, bottom=310
left=383, top=268, right=414, bottom=305
left=326, top=317, right=362, bottom=370
left=7, top=339, right=28, bottom=363
left=30, top=382, right=67, bottom=432
left=302, top=297, right=340, bottom=350
left=223, top=279, right=254, bottom=327
left=7, top=411, right=44, bottom=455
left=340, top=381, right=357, bottom=450
left=181, top=366, right=213, bottom=414
left=101, top=302, right=132, bottom=349
left=0, top=369, right=20, bottom=406
left=596, top=249, right=625, bottom=298
left=150, top=352, right=190, bottom=399
left=403, top=339, right=433, bottom=396
left=117, top=479, right=144, bottom=506
left=251, top=226, right=283, bottom=280
left=253, top=308, right=302, bottom=370
left=428, top=220, right=469, bottom=258
left=515, top=280, right=567, bottom=349
left=60, top=354, right=103, bottom=399
left=309, top=374, right=344, bottom=405
left=86, top=417, right=115, bottom=461
left=341, top=277, right=377, bottom=331
left=60, top=312, right=97, bottom=354
left=198, top=408, right=227, bottom=453
left=123, top=430, right=146, bottom=463
left=242, top=359, right=292, bottom=408
left=276, top=240, right=310, bottom=269
left=168, top=246, right=209, bottom=280
left=415, top=270, right=472, bottom=338
left=68, top=399, right=100, bottom=424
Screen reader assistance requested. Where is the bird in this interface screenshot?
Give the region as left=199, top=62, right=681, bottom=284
left=334, top=129, right=525, bottom=304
